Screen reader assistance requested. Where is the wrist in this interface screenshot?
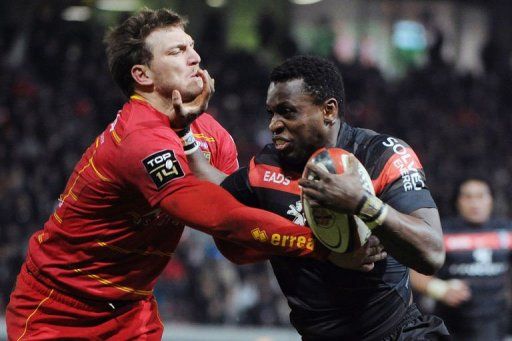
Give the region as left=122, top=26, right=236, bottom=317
left=425, top=278, right=449, bottom=300
left=175, top=126, right=200, bottom=155
left=355, top=192, right=389, bottom=230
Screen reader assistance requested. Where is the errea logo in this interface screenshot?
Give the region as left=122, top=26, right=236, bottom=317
left=142, top=150, right=184, bottom=189
left=251, top=228, right=268, bottom=242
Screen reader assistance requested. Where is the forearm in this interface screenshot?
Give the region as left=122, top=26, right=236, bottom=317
left=410, top=269, right=434, bottom=295
left=175, top=124, right=227, bottom=185
left=214, top=238, right=270, bottom=265
left=161, top=180, right=329, bottom=260
left=186, top=149, right=227, bottom=185
left=372, top=207, right=445, bottom=275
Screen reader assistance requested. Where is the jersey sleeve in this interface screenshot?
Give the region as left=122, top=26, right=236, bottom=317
left=367, top=136, right=436, bottom=214
left=160, top=179, right=329, bottom=261
left=118, top=127, right=195, bottom=207
left=215, top=167, right=270, bottom=264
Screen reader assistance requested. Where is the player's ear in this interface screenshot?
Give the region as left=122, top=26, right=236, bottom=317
left=323, top=98, right=338, bottom=126
left=131, top=64, right=153, bottom=87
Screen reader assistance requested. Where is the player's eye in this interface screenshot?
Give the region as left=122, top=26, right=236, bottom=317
left=280, top=107, right=296, bottom=118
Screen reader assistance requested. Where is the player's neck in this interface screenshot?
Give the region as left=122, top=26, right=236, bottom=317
left=326, top=120, right=341, bottom=147
left=132, top=91, right=175, bottom=119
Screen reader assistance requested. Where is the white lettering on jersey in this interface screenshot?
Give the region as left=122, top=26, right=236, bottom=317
left=384, top=137, right=424, bottom=191
left=263, top=171, right=291, bottom=186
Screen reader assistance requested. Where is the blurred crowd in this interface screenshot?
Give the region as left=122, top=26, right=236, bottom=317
left=1, top=4, right=511, bottom=327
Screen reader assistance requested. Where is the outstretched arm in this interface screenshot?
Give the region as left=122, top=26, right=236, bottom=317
left=160, top=178, right=329, bottom=260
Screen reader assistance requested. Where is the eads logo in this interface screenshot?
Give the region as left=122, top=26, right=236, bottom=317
left=143, top=150, right=184, bottom=189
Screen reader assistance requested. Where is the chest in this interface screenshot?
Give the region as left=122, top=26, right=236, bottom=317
left=251, top=166, right=306, bottom=226
left=441, top=230, right=512, bottom=278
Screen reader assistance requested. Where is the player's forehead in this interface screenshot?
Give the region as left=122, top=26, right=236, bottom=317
left=459, top=180, right=491, bottom=197
left=145, top=26, right=192, bottom=51
left=266, top=79, right=312, bottom=107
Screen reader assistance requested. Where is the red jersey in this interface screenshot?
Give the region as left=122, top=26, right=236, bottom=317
left=26, top=97, right=238, bottom=302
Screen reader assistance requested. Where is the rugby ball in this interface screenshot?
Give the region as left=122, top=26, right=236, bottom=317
left=301, top=147, right=374, bottom=253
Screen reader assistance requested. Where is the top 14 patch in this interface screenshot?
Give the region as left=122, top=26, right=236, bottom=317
left=142, top=150, right=184, bottom=189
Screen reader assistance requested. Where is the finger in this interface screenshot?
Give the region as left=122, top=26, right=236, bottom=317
left=366, top=245, right=385, bottom=257
left=203, top=69, right=215, bottom=92
left=201, top=69, right=215, bottom=96
left=305, top=162, right=331, bottom=180
left=301, top=188, right=323, bottom=203
left=360, top=263, right=375, bottom=272
left=364, top=235, right=381, bottom=248
left=366, top=251, right=387, bottom=263
left=298, top=178, right=320, bottom=190
left=306, top=198, right=321, bottom=208
left=197, top=70, right=210, bottom=96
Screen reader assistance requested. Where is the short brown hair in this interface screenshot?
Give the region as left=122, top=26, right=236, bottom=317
left=104, top=8, right=187, bottom=97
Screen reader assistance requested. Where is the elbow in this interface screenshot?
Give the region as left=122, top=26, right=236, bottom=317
left=224, top=256, right=248, bottom=265
left=418, top=244, right=445, bottom=276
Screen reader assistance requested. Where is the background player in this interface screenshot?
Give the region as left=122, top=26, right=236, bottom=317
left=5, top=9, right=343, bottom=340
left=189, top=55, right=450, bottom=340
left=411, top=177, right=512, bottom=340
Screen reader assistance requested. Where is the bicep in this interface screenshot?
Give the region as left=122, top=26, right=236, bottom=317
left=409, top=207, right=443, bottom=236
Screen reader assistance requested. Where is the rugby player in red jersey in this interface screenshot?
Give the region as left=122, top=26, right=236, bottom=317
left=190, top=56, right=451, bottom=340
left=5, top=9, right=346, bottom=340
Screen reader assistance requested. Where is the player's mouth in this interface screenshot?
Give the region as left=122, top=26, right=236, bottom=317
left=273, top=137, right=292, bottom=152
left=190, top=70, right=201, bottom=79
left=190, top=71, right=203, bottom=87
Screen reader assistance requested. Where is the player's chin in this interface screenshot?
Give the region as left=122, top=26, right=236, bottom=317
left=181, top=87, right=202, bottom=102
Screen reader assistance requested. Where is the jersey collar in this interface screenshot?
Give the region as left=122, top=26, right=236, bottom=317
left=336, top=122, right=354, bottom=150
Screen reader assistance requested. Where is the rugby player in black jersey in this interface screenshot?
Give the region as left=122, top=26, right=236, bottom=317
left=411, top=177, right=512, bottom=340
left=187, top=55, right=450, bottom=340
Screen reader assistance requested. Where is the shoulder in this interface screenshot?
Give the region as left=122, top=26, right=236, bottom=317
left=339, top=125, right=418, bottom=170
left=363, top=134, right=416, bottom=166
left=116, top=100, right=177, bottom=143
left=364, top=133, right=423, bottom=173
left=193, top=113, right=230, bottom=136
left=118, top=115, right=182, bottom=164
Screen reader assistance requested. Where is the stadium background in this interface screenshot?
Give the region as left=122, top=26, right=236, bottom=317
left=0, top=0, right=511, bottom=339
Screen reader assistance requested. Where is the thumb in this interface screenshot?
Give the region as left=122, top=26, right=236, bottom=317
left=172, top=90, right=183, bottom=111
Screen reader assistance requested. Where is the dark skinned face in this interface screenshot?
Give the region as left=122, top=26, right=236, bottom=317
left=266, top=79, right=336, bottom=170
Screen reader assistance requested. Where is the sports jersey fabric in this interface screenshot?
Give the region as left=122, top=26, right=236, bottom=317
left=23, top=97, right=238, bottom=302
left=434, top=216, right=512, bottom=340
left=219, top=122, right=437, bottom=339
